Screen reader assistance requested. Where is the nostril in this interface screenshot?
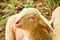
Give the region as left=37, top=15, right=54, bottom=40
left=15, top=20, right=20, bottom=26
left=16, top=21, right=19, bottom=24
left=14, top=20, right=22, bottom=27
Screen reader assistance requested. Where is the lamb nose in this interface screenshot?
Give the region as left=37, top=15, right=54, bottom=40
left=15, top=21, right=19, bottom=24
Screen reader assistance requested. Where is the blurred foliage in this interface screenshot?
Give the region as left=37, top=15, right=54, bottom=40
left=0, top=0, right=60, bottom=31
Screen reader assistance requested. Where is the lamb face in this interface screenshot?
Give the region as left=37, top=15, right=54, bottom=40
left=5, top=8, right=53, bottom=40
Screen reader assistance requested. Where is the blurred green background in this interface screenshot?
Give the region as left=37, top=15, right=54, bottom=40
left=0, top=0, right=60, bottom=40
left=0, top=0, right=60, bottom=31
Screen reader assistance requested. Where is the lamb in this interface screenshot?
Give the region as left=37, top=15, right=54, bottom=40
left=5, top=8, right=53, bottom=40
left=50, top=7, right=60, bottom=40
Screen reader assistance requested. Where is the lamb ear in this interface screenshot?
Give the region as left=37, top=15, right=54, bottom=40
left=39, top=21, right=52, bottom=33
left=38, top=14, right=53, bottom=33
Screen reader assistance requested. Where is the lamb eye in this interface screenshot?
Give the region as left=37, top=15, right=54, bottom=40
left=27, top=15, right=35, bottom=21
